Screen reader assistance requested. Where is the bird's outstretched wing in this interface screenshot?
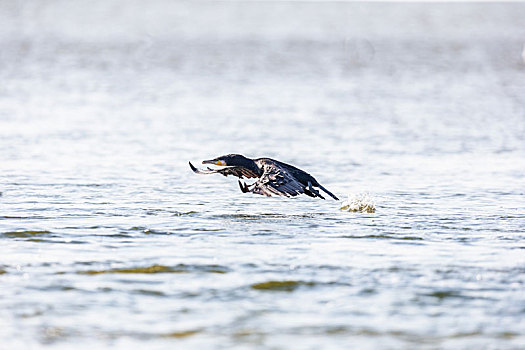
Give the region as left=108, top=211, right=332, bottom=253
left=248, top=163, right=323, bottom=198
left=189, top=162, right=259, bottom=179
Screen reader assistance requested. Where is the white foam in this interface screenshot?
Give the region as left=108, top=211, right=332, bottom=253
left=340, top=192, right=376, bottom=213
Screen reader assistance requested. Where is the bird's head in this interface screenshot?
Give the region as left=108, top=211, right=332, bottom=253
left=202, top=154, right=250, bottom=167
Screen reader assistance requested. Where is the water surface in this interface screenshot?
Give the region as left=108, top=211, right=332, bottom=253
left=1, top=2, right=525, bottom=349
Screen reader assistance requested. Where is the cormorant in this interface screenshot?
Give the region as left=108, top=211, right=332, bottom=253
left=189, top=154, right=339, bottom=200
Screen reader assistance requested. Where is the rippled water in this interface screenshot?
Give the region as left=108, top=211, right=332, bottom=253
left=1, top=1, right=525, bottom=349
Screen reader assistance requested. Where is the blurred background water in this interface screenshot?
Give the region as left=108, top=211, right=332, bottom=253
left=1, top=1, right=524, bottom=349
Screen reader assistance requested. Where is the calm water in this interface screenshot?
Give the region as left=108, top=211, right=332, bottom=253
left=1, top=1, right=525, bottom=349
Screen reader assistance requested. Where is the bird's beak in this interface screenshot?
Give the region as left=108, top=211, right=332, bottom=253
left=202, top=159, right=227, bottom=166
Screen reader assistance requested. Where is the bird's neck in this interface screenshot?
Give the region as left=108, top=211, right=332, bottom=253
left=243, top=159, right=261, bottom=176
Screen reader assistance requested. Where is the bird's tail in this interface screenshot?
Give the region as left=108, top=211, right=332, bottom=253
left=318, top=185, right=339, bottom=200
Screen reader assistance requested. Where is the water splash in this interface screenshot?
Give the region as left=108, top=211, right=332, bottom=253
left=340, top=192, right=376, bottom=213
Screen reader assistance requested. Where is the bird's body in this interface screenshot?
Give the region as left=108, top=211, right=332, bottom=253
left=189, top=154, right=339, bottom=200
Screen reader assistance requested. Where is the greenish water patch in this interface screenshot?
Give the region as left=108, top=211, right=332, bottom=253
left=40, top=326, right=67, bottom=344
left=162, top=329, right=201, bottom=338
left=251, top=280, right=316, bottom=292
left=25, top=238, right=87, bottom=244
left=103, top=233, right=133, bottom=238
left=134, top=289, right=166, bottom=296
left=426, top=291, right=462, bottom=300
left=359, top=288, right=377, bottom=295
left=2, top=230, right=51, bottom=238
left=79, top=265, right=185, bottom=274
left=1, top=215, right=50, bottom=220
left=498, top=332, right=519, bottom=339
left=78, top=264, right=229, bottom=275
left=174, top=210, right=198, bottom=216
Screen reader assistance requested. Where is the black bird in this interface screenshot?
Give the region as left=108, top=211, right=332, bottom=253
left=189, top=154, right=339, bottom=200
